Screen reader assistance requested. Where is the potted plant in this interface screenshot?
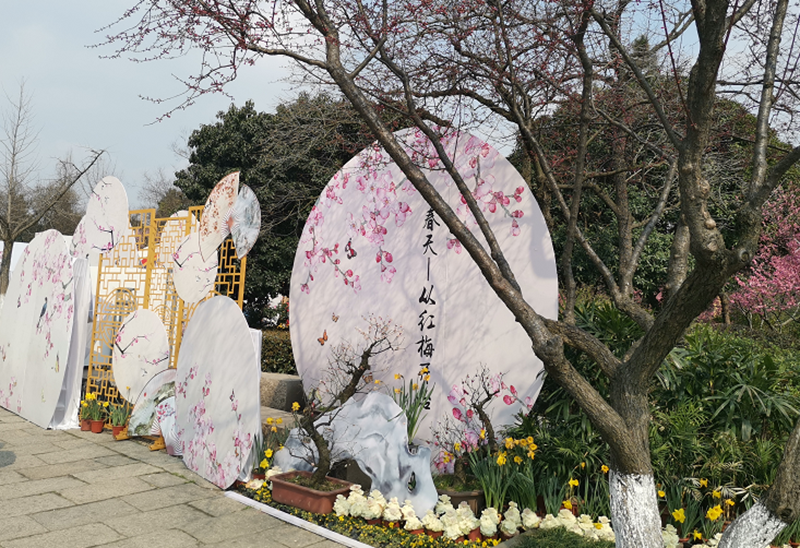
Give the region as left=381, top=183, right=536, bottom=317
left=79, top=399, right=91, bottom=431
left=271, top=316, right=402, bottom=514
left=84, top=392, right=108, bottom=433
left=109, top=403, right=130, bottom=437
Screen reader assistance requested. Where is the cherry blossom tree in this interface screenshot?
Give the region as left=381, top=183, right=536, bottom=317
left=103, top=0, right=800, bottom=546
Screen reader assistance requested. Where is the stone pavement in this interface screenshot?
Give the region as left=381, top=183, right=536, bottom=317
left=0, top=407, right=345, bottom=548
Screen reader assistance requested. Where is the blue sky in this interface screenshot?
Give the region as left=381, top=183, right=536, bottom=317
left=0, top=2, right=296, bottom=208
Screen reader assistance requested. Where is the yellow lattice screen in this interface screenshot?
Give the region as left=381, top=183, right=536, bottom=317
left=85, top=207, right=247, bottom=412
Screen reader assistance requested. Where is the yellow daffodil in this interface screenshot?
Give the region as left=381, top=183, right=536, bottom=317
left=291, top=401, right=300, bottom=412
left=264, top=448, right=273, bottom=458
left=527, top=451, right=536, bottom=460
left=725, top=498, right=735, bottom=507
left=712, top=490, right=721, bottom=499
left=699, top=478, right=708, bottom=488
left=394, top=388, right=401, bottom=394
left=526, top=436, right=534, bottom=445
left=514, top=456, right=523, bottom=465
left=562, top=500, right=572, bottom=510
left=672, top=508, right=686, bottom=523
left=374, top=379, right=381, bottom=385
left=580, top=462, right=586, bottom=469
left=266, top=417, right=274, bottom=425
left=394, top=373, right=401, bottom=380
left=454, top=442, right=461, bottom=452
left=81, top=401, right=88, bottom=407
left=693, top=530, right=703, bottom=540
left=260, top=458, right=268, bottom=469
left=505, top=437, right=514, bottom=450
left=706, top=505, right=723, bottom=521
left=658, top=490, right=666, bottom=498
left=102, top=402, right=109, bottom=407
left=496, top=452, right=507, bottom=466
left=601, top=465, right=609, bottom=473
left=412, top=383, right=418, bottom=390
left=594, top=523, right=602, bottom=530
left=271, top=426, right=277, bottom=433
left=569, top=478, right=579, bottom=487
left=479, top=429, right=486, bottom=440
left=424, top=374, right=430, bottom=382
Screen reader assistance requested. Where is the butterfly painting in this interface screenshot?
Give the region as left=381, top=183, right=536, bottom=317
left=331, top=313, right=339, bottom=323
left=318, top=330, right=328, bottom=346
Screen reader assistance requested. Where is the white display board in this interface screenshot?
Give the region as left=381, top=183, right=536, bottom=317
left=172, top=232, right=218, bottom=304
left=112, top=309, right=170, bottom=404
left=289, top=129, right=558, bottom=442
left=0, top=230, right=76, bottom=427
left=198, top=172, right=239, bottom=261
left=230, top=185, right=261, bottom=259
left=71, top=176, right=130, bottom=257
left=175, top=296, right=260, bottom=488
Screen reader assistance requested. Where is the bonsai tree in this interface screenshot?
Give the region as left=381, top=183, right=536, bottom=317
left=291, top=315, right=403, bottom=488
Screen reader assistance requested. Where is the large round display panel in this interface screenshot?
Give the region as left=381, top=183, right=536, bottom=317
left=71, top=176, right=130, bottom=257
left=175, top=296, right=259, bottom=488
left=289, top=129, right=558, bottom=442
left=172, top=232, right=219, bottom=304
left=112, top=309, right=170, bottom=404
left=198, top=172, right=239, bottom=261
left=0, top=230, right=75, bottom=427
left=230, top=185, right=261, bottom=259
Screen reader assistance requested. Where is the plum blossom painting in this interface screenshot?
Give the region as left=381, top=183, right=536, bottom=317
left=175, top=296, right=260, bottom=488
left=71, top=176, right=130, bottom=258
left=289, top=128, right=558, bottom=442
left=0, top=230, right=75, bottom=428
left=112, top=309, right=170, bottom=404
left=172, top=231, right=218, bottom=304
left=198, top=172, right=239, bottom=262
left=230, top=185, right=261, bottom=259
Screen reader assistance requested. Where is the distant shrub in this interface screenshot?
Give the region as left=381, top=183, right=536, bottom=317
left=261, top=329, right=297, bottom=375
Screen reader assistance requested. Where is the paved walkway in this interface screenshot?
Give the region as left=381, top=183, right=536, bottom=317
left=0, top=407, right=343, bottom=548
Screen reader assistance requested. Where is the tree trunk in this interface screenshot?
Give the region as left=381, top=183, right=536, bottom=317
left=717, top=501, right=785, bottom=548
left=0, top=236, right=14, bottom=295
left=609, top=472, right=665, bottom=548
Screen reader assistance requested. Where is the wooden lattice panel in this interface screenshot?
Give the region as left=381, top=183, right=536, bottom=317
left=85, top=207, right=247, bottom=414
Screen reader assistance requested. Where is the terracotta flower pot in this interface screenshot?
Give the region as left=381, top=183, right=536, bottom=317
left=269, top=470, right=352, bottom=514
left=468, top=528, right=481, bottom=541
left=426, top=530, right=443, bottom=539
left=90, top=420, right=105, bottom=433
left=80, top=419, right=91, bottom=431
left=365, top=518, right=381, bottom=525
left=111, top=425, right=125, bottom=437
left=407, top=529, right=424, bottom=535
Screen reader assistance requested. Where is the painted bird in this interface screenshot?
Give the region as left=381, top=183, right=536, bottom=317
left=36, top=297, right=48, bottom=329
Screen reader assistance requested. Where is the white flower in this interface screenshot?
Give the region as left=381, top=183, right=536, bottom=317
left=400, top=499, right=417, bottom=521
left=421, top=510, right=444, bottom=532
left=364, top=497, right=384, bottom=520
left=404, top=515, right=424, bottom=531
left=481, top=507, right=501, bottom=525
left=346, top=486, right=367, bottom=518
left=499, top=517, right=519, bottom=536
left=444, top=522, right=462, bottom=539
left=333, top=494, right=351, bottom=517
left=521, top=508, right=541, bottom=530
left=538, top=514, right=560, bottom=530
left=383, top=497, right=403, bottom=522
left=556, top=508, right=578, bottom=527
left=435, top=494, right=454, bottom=515
left=245, top=478, right=264, bottom=490
left=505, top=502, right=522, bottom=527
left=480, top=508, right=500, bottom=537
left=662, top=524, right=679, bottom=548
left=456, top=501, right=476, bottom=520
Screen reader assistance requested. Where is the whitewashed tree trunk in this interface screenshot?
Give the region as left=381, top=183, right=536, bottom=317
left=718, top=501, right=786, bottom=548
left=609, top=471, right=665, bottom=548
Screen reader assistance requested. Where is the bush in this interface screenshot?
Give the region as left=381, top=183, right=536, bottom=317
left=261, top=328, right=297, bottom=374
left=513, top=528, right=616, bottom=548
